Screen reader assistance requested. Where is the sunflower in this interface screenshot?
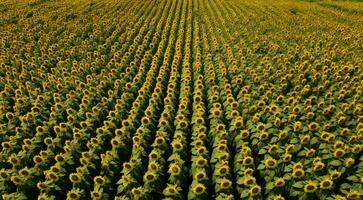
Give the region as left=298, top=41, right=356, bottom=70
left=278, top=130, right=288, bottom=140
left=300, top=134, right=310, bottom=144
left=330, top=170, right=341, bottom=180
left=144, top=171, right=157, bottom=183
left=304, top=181, right=318, bottom=193
left=305, top=149, right=316, bottom=158
left=194, top=170, right=208, bottom=181
left=243, top=175, right=256, bottom=187
left=313, top=162, right=325, bottom=172
left=333, top=148, right=346, bottom=158
left=282, top=153, right=292, bottom=163
left=69, top=173, right=82, bottom=184
left=220, top=179, right=232, bottom=189
left=248, top=185, right=261, bottom=197
left=168, top=164, right=181, bottom=176
left=346, top=190, right=361, bottom=200
left=0, top=169, right=9, bottom=180
left=259, top=131, right=269, bottom=141
left=273, top=195, right=285, bottom=200
left=163, top=184, right=181, bottom=196
left=344, top=158, right=355, bottom=168
left=264, top=157, right=278, bottom=169
left=192, top=183, right=206, bottom=196
left=308, top=122, right=319, bottom=131
left=131, top=187, right=144, bottom=197
left=319, top=178, right=333, bottom=190
left=240, top=130, right=250, bottom=140
left=11, top=175, right=23, bottom=185
left=94, top=176, right=105, bottom=185
left=243, top=156, right=254, bottom=166
left=275, top=178, right=286, bottom=187
left=292, top=169, right=305, bottom=179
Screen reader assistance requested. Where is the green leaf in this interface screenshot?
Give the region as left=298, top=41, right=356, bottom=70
left=347, top=176, right=358, bottom=182
left=258, top=149, right=267, bottom=155
left=257, top=164, right=265, bottom=170
left=266, top=182, right=274, bottom=192
left=290, top=138, right=299, bottom=144
left=310, top=137, right=319, bottom=145
left=292, top=181, right=304, bottom=188
left=329, top=160, right=342, bottom=167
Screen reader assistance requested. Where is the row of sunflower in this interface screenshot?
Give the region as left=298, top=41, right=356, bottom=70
left=1, top=0, right=363, bottom=199
left=1, top=0, right=163, bottom=199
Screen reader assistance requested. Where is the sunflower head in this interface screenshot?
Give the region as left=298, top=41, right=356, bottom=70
left=243, top=156, right=254, bottom=166
left=273, top=195, right=285, bottom=200
left=330, top=170, right=341, bottom=180
left=69, top=173, right=81, bottom=184
left=248, top=185, right=261, bottom=197
left=320, top=178, right=333, bottom=190
left=313, top=162, right=325, bottom=172
left=292, top=169, right=305, bottom=179
left=259, top=131, right=269, bottom=141
left=275, top=178, right=286, bottom=187
left=131, top=187, right=144, bottom=197
left=347, top=190, right=361, bottom=199
left=240, top=130, right=250, bottom=140
left=264, top=157, right=278, bottom=169
left=344, top=158, right=355, bottom=168
left=192, top=183, right=206, bottom=196
left=243, top=175, right=256, bottom=187
left=163, top=184, right=180, bottom=196
left=143, top=172, right=157, bottom=183
left=169, top=164, right=181, bottom=176
left=334, top=148, right=346, bottom=158
left=304, top=181, right=318, bottom=193
left=194, top=170, right=208, bottom=181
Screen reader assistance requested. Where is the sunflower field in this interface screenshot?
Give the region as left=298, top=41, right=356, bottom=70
left=0, top=0, right=362, bottom=199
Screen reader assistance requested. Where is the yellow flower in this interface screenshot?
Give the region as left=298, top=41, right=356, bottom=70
left=300, top=134, right=310, bottom=144
left=248, top=185, right=261, bottom=197
left=304, top=181, right=317, bottom=193
left=143, top=172, right=157, bottom=183
left=220, top=179, right=232, bottom=189
left=308, top=122, right=319, bottom=131
left=313, top=162, right=325, bottom=172
left=69, top=173, right=81, bottom=183
left=275, top=178, right=285, bottom=187
left=292, top=169, right=305, bottom=179
left=192, top=183, right=206, bottom=195
left=330, top=170, right=341, bottom=180
left=347, top=190, right=361, bottom=199
left=319, top=178, right=333, bottom=190
left=264, top=157, right=278, bottom=169
left=243, top=156, right=254, bottom=166
left=305, top=149, right=316, bottom=158
left=344, top=158, right=355, bottom=168
left=243, top=175, right=256, bottom=187
left=259, top=131, right=269, bottom=141
left=334, top=148, right=346, bottom=158
left=274, top=195, right=285, bottom=200
left=163, top=184, right=180, bottom=196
